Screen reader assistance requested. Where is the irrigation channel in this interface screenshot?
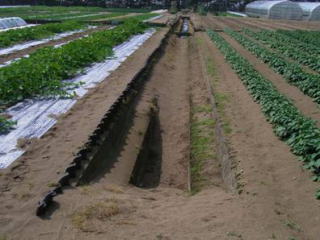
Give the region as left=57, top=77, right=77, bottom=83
left=35, top=16, right=235, bottom=218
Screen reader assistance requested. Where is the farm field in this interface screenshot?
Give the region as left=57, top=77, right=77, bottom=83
left=0, top=10, right=320, bottom=240
left=0, top=6, right=150, bottom=21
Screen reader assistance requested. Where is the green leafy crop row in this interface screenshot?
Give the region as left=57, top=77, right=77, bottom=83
left=69, top=12, right=127, bottom=21
left=30, top=12, right=127, bottom=21
left=225, top=28, right=320, bottom=104
left=0, top=21, right=86, bottom=49
left=243, top=28, right=320, bottom=73
left=207, top=30, right=320, bottom=196
left=0, top=6, right=150, bottom=18
left=278, top=29, right=320, bottom=48
left=112, top=13, right=159, bottom=23
left=0, top=19, right=148, bottom=133
left=0, top=116, right=15, bottom=134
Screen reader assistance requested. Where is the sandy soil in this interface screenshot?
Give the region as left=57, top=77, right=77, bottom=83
left=146, top=35, right=190, bottom=189
left=0, top=26, right=109, bottom=64
left=0, top=16, right=320, bottom=240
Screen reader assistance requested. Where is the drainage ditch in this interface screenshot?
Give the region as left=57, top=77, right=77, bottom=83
left=36, top=19, right=181, bottom=217
left=130, top=101, right=162, bottom=188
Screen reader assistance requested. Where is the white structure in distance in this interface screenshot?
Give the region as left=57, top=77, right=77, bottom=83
left=297, top=2, right=320, bottom=21
left=0, top=17, right=27, bottom=29
left=245, top=0, right=303, bottom=20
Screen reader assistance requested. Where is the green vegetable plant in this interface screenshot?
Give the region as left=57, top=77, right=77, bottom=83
left=0, top=116, right=15, bottom=134
left=278, top=29, right=320, bottom=48
left=113, top=13, right=159, bottom=23
left=207, top=29, right=320, bottom=196
left=0, top=19, right=148, bottom=133
left=0, top=21, right=86, bottom=49
left=243, top=28, right=320, bottom=73
left=44, top=12, right=127, bottom=21
left=225, top=28, right=320, bottom=104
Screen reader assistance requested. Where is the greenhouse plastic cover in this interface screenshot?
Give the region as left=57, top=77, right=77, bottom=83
left=0, top=26, right=96, bottom=56
left=0, top=28, right=155, bottom=168
left=0, top=5, right=30, bottom=8
left=0, top=17, right=27, bottom=29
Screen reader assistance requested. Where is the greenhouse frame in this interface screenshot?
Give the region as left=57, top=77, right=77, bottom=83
left=245, top=0, right=303, bottom=20
left=297, top=2, right=320, bottom=21
left=0, top=17, right=27, bottom=29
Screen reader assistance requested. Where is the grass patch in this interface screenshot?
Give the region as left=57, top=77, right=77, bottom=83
left=214, top=92, right=231, bottom=134
left=195, top=36, right=204, bottom=46
left=0, top=234, right=6, bottom=240
left=190, top=106, right=215, bottom=194
left=71, top=199, right=120, bottom=232
left=226, top=231, right=243, bottom=239
left=213, top=12, right=242, bottom=18
left=206, top=57, right=216, bottom=79
left=103, top=184, right=124, bottom=194
left=284, top=219, right=301, bottom=232
left=206, top=57, right=232, bottom=135
left=47, top=182, right=59, bottom=188
left=193, top=104, right=212, bottom=113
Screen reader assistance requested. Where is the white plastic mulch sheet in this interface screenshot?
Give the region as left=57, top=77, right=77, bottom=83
left=59, top=13, right=107, bottom=20
left=0, top=26, right=96, bottom=56
left=227, top=11, right=247, bottom=17
left=0, top=28, right=155, bottom=169
left=0, top=24, right=37, bottom=33
left=143, top=15, right=163, bottom=22
left=151, top=9, right=168, bottom=14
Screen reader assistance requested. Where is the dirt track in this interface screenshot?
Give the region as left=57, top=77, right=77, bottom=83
left=0, top=15, right=320, bottom=239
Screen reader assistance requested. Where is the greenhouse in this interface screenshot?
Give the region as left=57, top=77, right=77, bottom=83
left=297, top=2, right=320, bottom=21
left=245, top=0, right=303, bottom=20
left=0, top=17, right=27, bottom=29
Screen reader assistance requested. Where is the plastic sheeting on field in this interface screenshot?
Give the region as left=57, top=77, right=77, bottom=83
left=298, top=2, right=320, bottom=21
left=0, top=26, right=96, bottom=56
left=151, top=9, right=168, bottom=14
left=144, top=15, right=163, bottom=22
left=245, top=0, right=303, bottom=20
left=227, top=11, right=247, bottom=17
left=0, top=24, right=37, bottom=32
left=0, top=28, right=155, bottom=169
